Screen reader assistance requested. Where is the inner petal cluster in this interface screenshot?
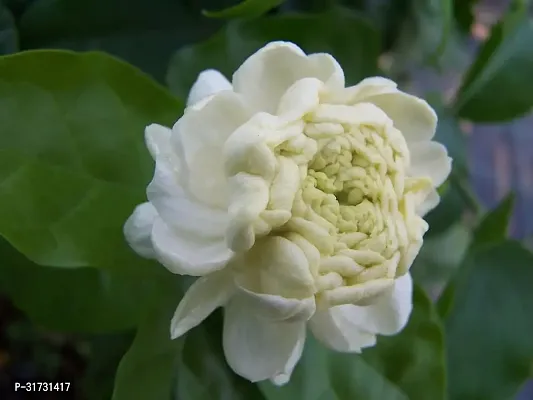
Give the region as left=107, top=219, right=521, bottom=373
left=224, top=86, right=434, bottom=309
left=283, top=103, right=431, bottom=307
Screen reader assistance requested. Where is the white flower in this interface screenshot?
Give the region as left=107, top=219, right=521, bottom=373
left=124, top=42, right=451, bottom=385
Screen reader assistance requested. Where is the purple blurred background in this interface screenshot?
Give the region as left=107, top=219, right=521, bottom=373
left=410, top=1, right=533, bottom=398
left=410, top=0, right=533, bottom=243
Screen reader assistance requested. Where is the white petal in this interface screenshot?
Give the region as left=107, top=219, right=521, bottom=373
left=145, top=123, right=173, bottom=160
left=408, top=141, right=452, bottom=187
left=326, top=76, right=398, bottom=104
left=233, top=41, right=344, bottom=114
left=335, top=273, right=414, bottom=337
left=311, top=102, right=391, bottom=126
left=277, top=77, right=323, bottom=121
left=173, top=91, right=253, bottom=208
left=238, top=236, right=316, bottom=299
left=309, top=307, right=377, bottom=353
left=147, top=157, right=228, bottom=239
left=223, top=113, right=303, bottom=180
left=417, top=189, right=440, bottom=216
left=225, top=173, right=271, bottom=252
left=187, top=69, right=233, bottom=107
left=271, top=330, right=306, bottom=386
left=235, top=283, right=316, bottom=322
left=123, top=202, right=158, bottom=259
left=366, top=91, right=438, bottom=143
left=398, top=241, right=423, bottom=276
left=151, top=218, right=233, bottom=276
left=171, top=270, right=234, bottom=339
left=223, top=297, right=306, bottom=382
left=307, top=52, right=345, bottom=92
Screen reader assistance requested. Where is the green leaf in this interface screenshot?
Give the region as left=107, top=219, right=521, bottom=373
left=0, top=50, right=181, bottom=267
left=471, top=193, right=515, bottom=250
left=0, top=238, right=164, bottom=333
left=411, top=223, right=471, bottom=294
left=83, top=332, right=135, bottom=400
left=0, top=3, right=18, bottom=54
left=260, top=336, right=408, bottom=400
left=203, top=0, right=285, bottom=19
left=437, top=194, right=514, bottom=319
left=362, top=285, right=447, bottom=400
left=443, top=241, right=533, bottom=400
left=175, top=310, right=265, bottom=400
left=112, top=280, right=263, bottom=400
left=18, top=0, right=220, bottom=82
left=388, top=0, right=456, bottom=74
left=261, top=285, right=446, bottom=400
left=167, top=8, right=380, bottom=100
left=112, top=274, right=183, bottom=400
left=455, top=5, right=533, bottom=122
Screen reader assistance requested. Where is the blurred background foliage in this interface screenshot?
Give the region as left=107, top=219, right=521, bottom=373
left=1, top=0, right=533, bottom=399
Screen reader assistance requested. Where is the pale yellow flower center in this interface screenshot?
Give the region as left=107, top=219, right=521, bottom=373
left=226, top=101, right=431, bottom=308
left=280, top=108, right=430, bottom=307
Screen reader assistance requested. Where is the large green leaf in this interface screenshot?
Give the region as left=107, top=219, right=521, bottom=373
left=261, top=285, right=446, bottom=400
left=260, top=336, right=408, bottom=400
left=0, top=3, right=18, bottom=54
left=388, top=0, right=455, bottom=74
left=112, top=274, right=183, bottom=400
left=443, top=241, right=533, bottom=400
left=454, top=4, right=533, bottom=122
left=470, top=193, right=515, bottom=251
left=203, top=0, right=285, bottom=19
left=0, top=50, right=181, bottom=267
left=437, top=195, right=515, bottom=318
left=17, top=0, right=220, bottom=82
left=167, top=8, right=380, bottom=100
left=411, top=224, right=470, bottom=302
left=362, top=285, right=447, bottom=400
left=0, top=238, right=164, bottom=333
left=334, top=0, right=412, bottom=53
left=82, top=332, right=135, bottom=400
left=112, top=279, right=263, bottom=400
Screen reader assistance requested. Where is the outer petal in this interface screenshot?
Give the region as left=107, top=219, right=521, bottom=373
left=145, top=123, right=173, bottom=160
left=123, top=202, right=158, bottom=259
left=151, top=218, right=234, bottom=276
left=366, top=91, right=438, bottom=143
left=238, top=236, right=316, bottom=299
left=171, top=270, right=234, bottom=339
left=233, top=41, right=344, bottom=114
left=271, top=330, right=306, bottom=386
left=277, top=77, right=323, bottom=121
left=326, top=76, right=398, bottom=104
left=398, top=242, right=424, bottom=276
left=339, top=273, right=414, bottom=336
left=187, top=69, right=233, bottom=107
left=417, top=189, right=440, bottom=216
left=310, top=274, right=413, bottom=352
left=309, top=307, right=377, bottom=353
left=408, top=141, right=452, bottom=188
left=173, top=91, right=253, bottom=208
left=146, top=122, right=219, bottom=236
left=325, top=77, right=437, bottom=143
left=223, top=296, right=306, bottom=382
left=235, top=283, right=316, bottom=322
left=147, top=156, right=228, bottom=239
